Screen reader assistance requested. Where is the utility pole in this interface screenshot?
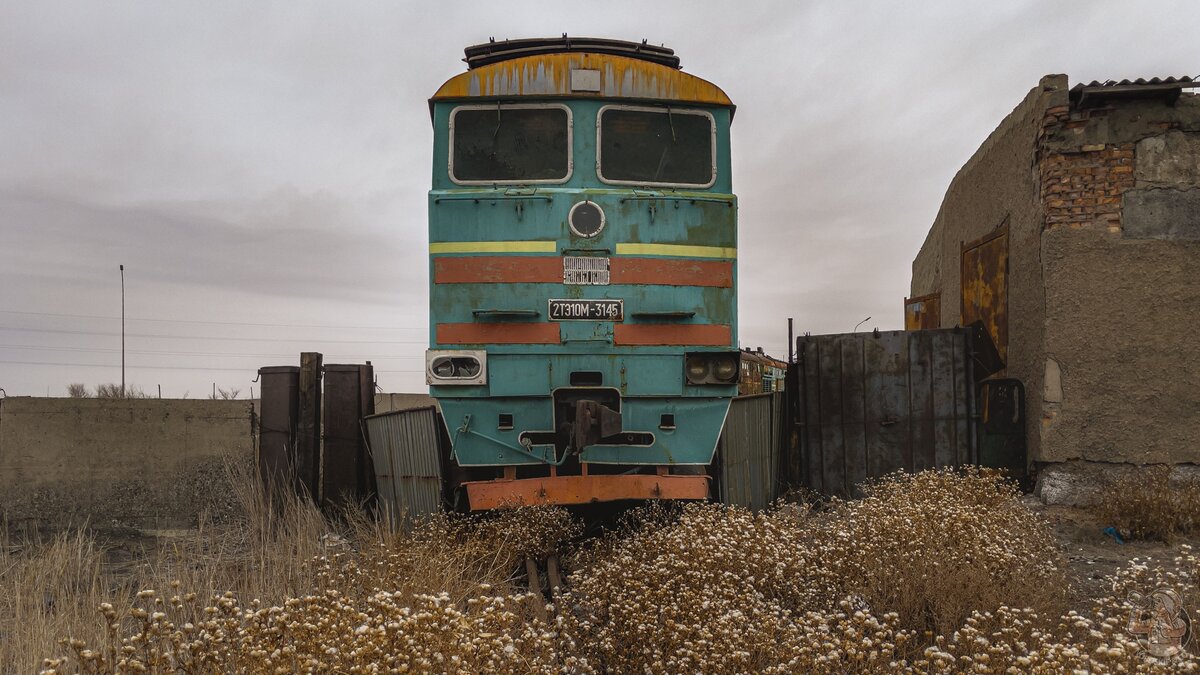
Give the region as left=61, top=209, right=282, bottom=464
left=120, top=264, right=126, bottom=398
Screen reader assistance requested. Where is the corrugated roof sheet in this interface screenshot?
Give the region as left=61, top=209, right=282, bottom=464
left=1069, top=75, right=1199, bottom=106
left=1071, top=75, right=1196, bottom=91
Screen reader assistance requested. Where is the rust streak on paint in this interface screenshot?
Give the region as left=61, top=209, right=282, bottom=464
left=431, top=53, right=732, bottom=107
left=611, top=258, right=732, bottom=287
left=437, top=323, right=561, bottom=345
left=435, top=257, right=561, bottom=284
left=614, top=324, right=732, bottom=346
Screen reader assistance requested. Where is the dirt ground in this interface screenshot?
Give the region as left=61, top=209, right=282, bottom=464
left=1022, top=496, right=1200, bottom=607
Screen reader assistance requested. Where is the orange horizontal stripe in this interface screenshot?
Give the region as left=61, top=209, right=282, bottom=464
left=437, top=322, right=560, bottom=345
left=434, top=256, right=733, bottom=287
left=435, top=257, right=561, bottom=284
left=611, top=258, right=732, bottom=287
left=464, top=474, right=710, bottom=510
left=614, top=324, right=732, bottom=346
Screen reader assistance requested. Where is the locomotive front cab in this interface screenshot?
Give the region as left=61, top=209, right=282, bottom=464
left=426, top=39, right=738, bottom=509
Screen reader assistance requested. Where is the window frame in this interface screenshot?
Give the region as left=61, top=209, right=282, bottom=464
left=448, top=103, right=575, bottom=186
left=595, top=104, right=718, bottom=189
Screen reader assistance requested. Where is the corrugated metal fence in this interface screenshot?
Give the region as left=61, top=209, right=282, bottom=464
left=795, top=329, right=978, bottom=497
left=718, top=392, right=785, bottom=511
left=363, top=406, right=444, bottom=526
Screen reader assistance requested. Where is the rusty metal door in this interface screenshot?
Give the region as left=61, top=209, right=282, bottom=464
left=796, top=329, right=977, bottom=497
left=904, top=293, right=941, bottom=330
left=961, top=227, right=1008, bottom=363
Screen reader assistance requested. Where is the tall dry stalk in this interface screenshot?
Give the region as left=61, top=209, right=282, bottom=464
left=1, top=457, right=334, bottom=673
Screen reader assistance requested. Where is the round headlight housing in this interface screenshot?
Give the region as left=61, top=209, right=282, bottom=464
left=456, top=359, right=480, bottom=377
left=568, top=200, right=605, bottom=238
left=685, top=355, right=710, bottom=383
left=432, top=357, right=455, bottom=378
left=713, top=355, right=738, bottom=382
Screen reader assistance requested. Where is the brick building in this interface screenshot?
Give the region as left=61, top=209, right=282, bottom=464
left=907, top=74, right=1199, bottom=494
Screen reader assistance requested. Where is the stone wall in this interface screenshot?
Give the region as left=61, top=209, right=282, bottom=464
left=1036, top=94, right=1200, bottom=464
left=0, top=397, right=256, bottom=530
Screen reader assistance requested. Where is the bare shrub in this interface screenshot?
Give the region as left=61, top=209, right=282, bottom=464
left=813, top=467, right=1069, bottom=637
left=65, top=384, right=89, bottom=398
left=1100, top=465, right=1200, bottom=543
left=561, top=503, right=911, bottom=672
left=209, top=386, right=241, bottom=400
left=93, top=384, right=148, bottom=399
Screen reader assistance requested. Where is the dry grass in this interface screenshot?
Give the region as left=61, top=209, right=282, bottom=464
left=5, top=467, right=1199, bottom=673
left=1100, top=465, right=1200, bottom=543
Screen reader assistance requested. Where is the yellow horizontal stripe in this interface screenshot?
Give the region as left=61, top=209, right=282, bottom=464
left=616, top=243, right=737, bottom=259
left=430, top=241, right=558, bottom=254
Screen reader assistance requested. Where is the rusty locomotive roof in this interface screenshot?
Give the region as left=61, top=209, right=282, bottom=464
left=430, top=37, right=733, bottom=113
left=464, top=36, right=680, bottom=70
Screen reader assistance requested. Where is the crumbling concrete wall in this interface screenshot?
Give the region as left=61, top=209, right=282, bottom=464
left=1037, top=95, right=1200, bottom=464
left=374, top=392, right=437, bottom=414
left=910, top=74, right=1069, bottom=461
left=0, top=397, right=256, bottom=530
left=912, top=76, right=1200, bottom=472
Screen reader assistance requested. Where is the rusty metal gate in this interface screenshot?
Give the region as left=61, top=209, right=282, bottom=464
left=794, top=329, right=982, bottom=497
left=717, top=392, right=785, bottom=510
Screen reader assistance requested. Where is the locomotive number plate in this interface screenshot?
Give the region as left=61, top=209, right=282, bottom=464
left=548, top=299, right=623, bottom=321
left=563, top=256, right=610, bottom=285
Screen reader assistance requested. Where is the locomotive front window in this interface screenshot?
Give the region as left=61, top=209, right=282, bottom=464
left=450, top=105, right=571, bottom=184
left=598, top=106, right=715, bottom=187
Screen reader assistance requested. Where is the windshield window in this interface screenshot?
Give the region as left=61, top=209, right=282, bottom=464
left=599, top=107, right=714, bottom=186
left=451, top=106, right=570, bottom=183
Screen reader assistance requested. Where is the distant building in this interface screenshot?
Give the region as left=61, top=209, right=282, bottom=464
left=738, top=347, right=787, bottom=395
left=908, top=74, right=1199, bottom=478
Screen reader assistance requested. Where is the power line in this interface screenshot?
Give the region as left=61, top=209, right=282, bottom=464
left=0, top=343, right=421, bottom=359
left=0, top=325, right=428, bottom=345
left=0, top=358, right=423, bottom=373
left=0, top=309, right=424, bottom=331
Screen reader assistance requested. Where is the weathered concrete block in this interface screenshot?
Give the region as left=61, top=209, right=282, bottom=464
left=1122, top=187, right=1200, bottom=241
left=0, top=397, right=255, bottom=529
left=1136, top=131, right=1200, bottom=185
left=1036, top=460, right=1200, bottom=506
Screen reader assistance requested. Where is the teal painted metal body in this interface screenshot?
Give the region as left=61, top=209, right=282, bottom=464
left=427, top=87, right=738, bottom=472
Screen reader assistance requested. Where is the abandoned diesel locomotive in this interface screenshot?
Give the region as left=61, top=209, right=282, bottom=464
left=425, top=37, right=739, bottom=509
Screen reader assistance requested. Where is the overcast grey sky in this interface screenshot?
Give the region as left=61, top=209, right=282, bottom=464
left=0, top=1, right=1195, bottom=397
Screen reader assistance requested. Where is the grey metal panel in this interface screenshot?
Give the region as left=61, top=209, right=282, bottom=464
left=257, top=366, right=299, bottom=496
left=322, top=364, right=376, bottom=507
left=718, top=392, right=783, bottom=511
left=364, top=406, right=443, bottom=526
left=797, top=329, right=977, bottom=497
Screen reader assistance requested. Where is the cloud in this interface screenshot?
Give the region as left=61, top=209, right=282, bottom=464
left=1, top=0, right=1196, bottom=394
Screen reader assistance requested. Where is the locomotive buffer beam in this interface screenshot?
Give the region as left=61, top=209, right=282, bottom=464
left=572, top=399, right=622, bottom=452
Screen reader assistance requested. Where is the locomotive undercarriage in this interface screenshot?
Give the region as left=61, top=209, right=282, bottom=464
left=438, top=391, right=727, bottom=510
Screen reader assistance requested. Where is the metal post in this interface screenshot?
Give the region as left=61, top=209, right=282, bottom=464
left=120, top=264, right=125, bottom=398
left=787, top=317, right=794, bottom=364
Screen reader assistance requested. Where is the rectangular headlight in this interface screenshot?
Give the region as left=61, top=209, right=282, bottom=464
left=426, top=349, right=487, bottom=385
